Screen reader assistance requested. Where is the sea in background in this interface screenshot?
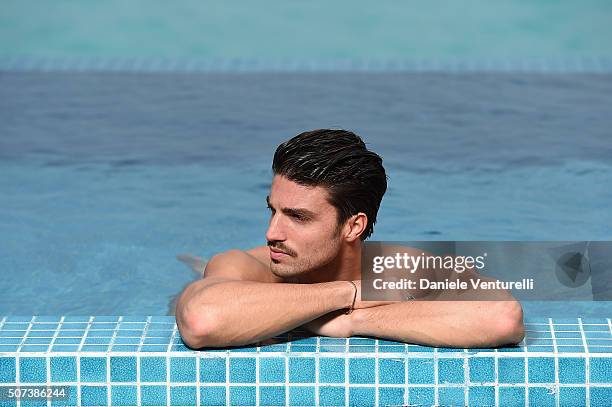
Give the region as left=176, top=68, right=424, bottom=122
left=0, top=1, right=611, bottom=318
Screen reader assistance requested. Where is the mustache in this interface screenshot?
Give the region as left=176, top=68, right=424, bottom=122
left=267, top=242, right=296, bottom=256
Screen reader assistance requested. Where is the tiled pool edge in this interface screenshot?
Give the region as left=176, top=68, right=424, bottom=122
left=1, top=57, right=612, bottom=73
left=0, top=316, right=610, bottom=406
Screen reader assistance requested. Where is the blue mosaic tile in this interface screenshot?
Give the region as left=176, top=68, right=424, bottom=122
left=498, top=357, right=524, bottom=383
left=528, top=357, right=555, bottom=383
left=21, top=345, right=51, bottom=352
left=439, top=386, right=465, bottom=406
left=469, top=386, right=495, bottom=406
left=35, top=316, right=62, bottom=323
left=290, top=344, right=317, bottom=352
left=289, top=357, right=315, bottom=383
left=260, top=357, right=285, bottom=383
left=407, top=344, right=434, bottom=352
left=61, top=322, right=88, bottom=329
left=139, top=357, right=166, bottom=382
left=408, top=387, right=435, bottom=406
left=555, top=331, right=582, bottom=338
left=259, top=386, right=285, bottom=406
left=591, top=386, right=612, bottom=407
left=57, top=330, right=85, bottom=338
left=201, top=358, right=226, bottom=383
left=0, top=357, right=16, bottom=382
left=51, top=345, right=79, bottom=352
left=582, top=324, right=609, bottom=331
left=85, top=337, right=111, bottom=345
left=85, top=329, right=113, bottom=342
left=499, top=386, right=525, bottom=406
left=558, top=357, right=585, bottom=384
left=229, top=358, right=256, bottom=383
left=80, top=357, right=107, bottom=382
left=379, top=358, right=405, bottom=384
left=319, top=357, right=345, bottom=383
left=590, top=357, right=612, bottom=383
left=588, top=347, right=612, bottom=353
left=259, top=343, right=288, bottom=352
left=558, top=387, right=586, bottom=406
left=4, top=316, right=32, bottom=322
left=469, top=357, right=494, bottom=383
left=200, top=386, right=226, bottom=406
left=319, top=345, right=346, bottom=352
left=80, top=385, right=107, bottom=407
left=528, top=386, right=555, bottom=406
left=81, top=345, right=110, bottom=352
left=3, top=323, right=29, bottom=329
left=29, top=330, right=57, bottom=337
left=55, top=337, right=81, bottom=344
left=141, top=386, right=166, bottom=406
left=110, top=357, right=137, bottom=382
left=229, top=386, right=256, bottom=406
left=170, top=386, right=196, bottom=406
left=0, top=345, right=19, bottom=352
left=20, top=357, right=46, bottom=383
left=0, top=330, right=25, bottom=338
left=289, top=386, right=315, bottom=407
left=20, top=400, right=47, bottom=407
left=115, top=329, right=143, bottom=338
left=378, top=387, right=404, bottom=406
left=92, top=316, right=119, bottom=322
left=319, top=386, right=344, bottom=407
left=379, top=344, right=406, bottom=353
left=438, top=358, right=465, bottom=384
left=141, top=345, right=168, bottom=352
left=527, top=345, right=554, bottom=353
left=170, top=357, right=196, bottom=382
left=408, top=358, right=435, bottom=384
left=113, top=337, right=141, bottom=345
left=349, top=358, right=375, bottom=384
left=111, top=385, right=137, bottom=406
left=349, top=387, right=375, bottom=406
left=50, top=384, right=77, bottom=406
left=50, top=356, right=77, bottom=382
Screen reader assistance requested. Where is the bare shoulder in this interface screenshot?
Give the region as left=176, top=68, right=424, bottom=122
left=204, top=246, right=280, bottom=283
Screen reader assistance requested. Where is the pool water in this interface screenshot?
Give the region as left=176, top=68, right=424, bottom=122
left=0, top=71, right=611, bottom=317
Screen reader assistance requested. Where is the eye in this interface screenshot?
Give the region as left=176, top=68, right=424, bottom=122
left=292, top=214, right=308, bottom=222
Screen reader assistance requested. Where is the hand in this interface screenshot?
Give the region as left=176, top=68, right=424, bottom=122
left=302, top=310, right=354, bottom=338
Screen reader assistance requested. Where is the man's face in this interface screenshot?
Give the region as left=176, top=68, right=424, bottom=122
left=266, top=175, right=343, bottom=278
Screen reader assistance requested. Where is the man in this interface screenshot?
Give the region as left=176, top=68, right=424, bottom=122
left=175, top=129, right=525, bottom=349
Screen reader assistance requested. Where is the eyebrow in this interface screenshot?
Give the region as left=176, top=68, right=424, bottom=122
left=266, top=195, right=317, bottom=219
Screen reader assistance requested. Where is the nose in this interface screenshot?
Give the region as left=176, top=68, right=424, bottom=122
left=265, top=213, right=286, bottom=243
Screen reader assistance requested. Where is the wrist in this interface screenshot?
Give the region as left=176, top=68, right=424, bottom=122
left=330, top=280, right=357, bottom=311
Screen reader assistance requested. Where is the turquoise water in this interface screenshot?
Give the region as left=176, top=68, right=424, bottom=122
left=1, top=0, right=612, bottom=61
left=0, top=1, right=610, bottom=318
left=0, top=71, right=611, bottom=317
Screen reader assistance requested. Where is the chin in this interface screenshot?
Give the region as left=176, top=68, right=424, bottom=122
left=270, top=262, right=305, bottom=278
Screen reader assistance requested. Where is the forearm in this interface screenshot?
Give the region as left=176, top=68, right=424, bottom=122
left=177, top=279, right=352, bottom=348
left=351, top=299, right=524, bottom=348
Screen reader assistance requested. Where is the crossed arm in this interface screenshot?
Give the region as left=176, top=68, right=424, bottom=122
left=175, top=250, right=525, bottom=349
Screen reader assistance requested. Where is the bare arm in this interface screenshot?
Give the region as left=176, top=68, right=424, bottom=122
left=352, top=261, right=525, bottom=347
left=302, top=267, right=525, bottom=348
left=175, top=250, right=355, bottom=348
left=350, top=299, right=524, bottom=348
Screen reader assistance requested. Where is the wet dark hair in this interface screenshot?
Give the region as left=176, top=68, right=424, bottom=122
left=272, top=129, right=387, bottom=240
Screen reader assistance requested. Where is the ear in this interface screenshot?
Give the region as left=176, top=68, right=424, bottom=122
left=344, top=213, right=368, bottom=242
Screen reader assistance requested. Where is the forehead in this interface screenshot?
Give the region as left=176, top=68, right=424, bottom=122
left=269, top=175, right=331, bottom=209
